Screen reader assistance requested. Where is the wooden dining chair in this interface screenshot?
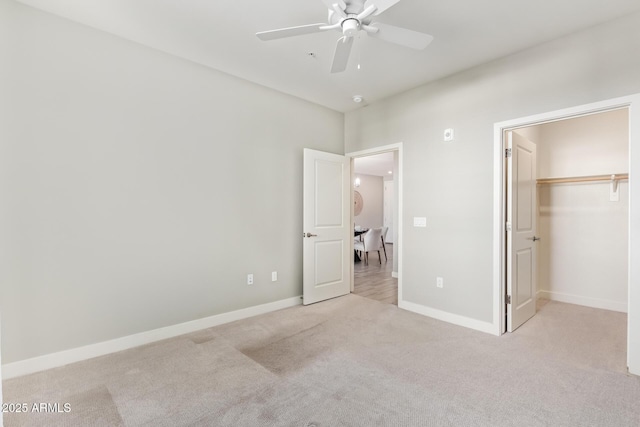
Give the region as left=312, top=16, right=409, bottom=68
left=381, top=226, right=389, bottom=261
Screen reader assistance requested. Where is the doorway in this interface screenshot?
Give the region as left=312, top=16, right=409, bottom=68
left=499, top=107, right=630, bottom=334
left=347, top=143, right=403, bottom=306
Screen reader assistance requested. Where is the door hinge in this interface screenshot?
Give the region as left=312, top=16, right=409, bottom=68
left=506, top=295, right=511, bottom=305
left=505, top=221, right=512, bottom=232
left=505, top=148, right=512, bottom=158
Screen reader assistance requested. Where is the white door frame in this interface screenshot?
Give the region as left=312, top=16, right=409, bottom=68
left=493, top=94, right=640, bottom=375
left=346, top=143, right=403, bottom=301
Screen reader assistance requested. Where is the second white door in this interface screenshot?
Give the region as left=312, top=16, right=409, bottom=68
left=507, top=131, right=538, bottom=331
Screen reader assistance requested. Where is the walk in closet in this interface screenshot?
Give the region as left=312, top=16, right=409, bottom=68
left=517, top=108, right=629, bottom=312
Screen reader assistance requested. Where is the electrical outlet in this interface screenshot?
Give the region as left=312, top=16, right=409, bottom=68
left=247, top=274, right=254, bottom=285
left=271, top=271, right=278, bottom=282
left=436, top=277, right=444, bottom=288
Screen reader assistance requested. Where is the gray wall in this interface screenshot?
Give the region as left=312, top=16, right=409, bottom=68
left=345, top=11, right=640, bottom=324
left=0, top=0, right=343, bottom=364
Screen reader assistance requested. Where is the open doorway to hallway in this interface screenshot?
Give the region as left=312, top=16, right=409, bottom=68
left=352, top=151, right=398, bottom=305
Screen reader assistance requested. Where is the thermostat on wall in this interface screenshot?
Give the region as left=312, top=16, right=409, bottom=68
left=444, top=128, right=454, bottom=141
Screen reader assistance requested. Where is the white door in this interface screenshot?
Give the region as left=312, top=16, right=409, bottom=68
left=303, top=149, right=351, bottom=305
left=383, top=180, right=394, bottom=243
left=506, top=131, right=538, bottom=331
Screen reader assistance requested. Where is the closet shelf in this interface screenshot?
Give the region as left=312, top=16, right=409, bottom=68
left=537, top=173, right=628, bottom=185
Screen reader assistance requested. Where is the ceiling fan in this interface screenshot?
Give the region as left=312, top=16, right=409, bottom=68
left=256, top=0, right=434, bottom=73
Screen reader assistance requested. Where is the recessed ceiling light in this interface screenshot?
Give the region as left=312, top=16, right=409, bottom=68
left=352, top=95, right=363, bottom=103
left=388, top=170, right=393, bottom=174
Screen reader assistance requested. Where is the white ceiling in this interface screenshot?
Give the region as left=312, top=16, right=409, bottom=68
left=354, top=152, right=394, bottom=177
left=15, top=0, right=640, bottom=112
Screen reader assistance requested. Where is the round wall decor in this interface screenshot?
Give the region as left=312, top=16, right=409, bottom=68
left=354, top=191, right=364, bottom=216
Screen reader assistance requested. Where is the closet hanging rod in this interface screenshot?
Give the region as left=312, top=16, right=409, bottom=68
left=537, top=173, right=628, bottom=185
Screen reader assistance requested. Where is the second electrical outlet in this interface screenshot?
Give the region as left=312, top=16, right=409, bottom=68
left=436, top=277, right=444, bottom=288
left=247, top=274, right=254, bottom=285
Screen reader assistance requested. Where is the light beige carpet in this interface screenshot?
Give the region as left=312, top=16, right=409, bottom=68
left=3, top=295, right=639, bottom=426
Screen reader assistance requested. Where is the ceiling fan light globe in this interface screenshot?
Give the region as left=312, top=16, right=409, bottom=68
left=342, top=18, right=360, bottom=37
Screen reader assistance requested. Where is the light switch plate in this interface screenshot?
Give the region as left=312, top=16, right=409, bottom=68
left=413, top=217, right=427, bottom=227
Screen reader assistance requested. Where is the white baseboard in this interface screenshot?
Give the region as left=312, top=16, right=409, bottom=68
left=399, top=300, right=498, bottom=335
left=537, top=290, right=627, bottom=313
left=2, top=296, right=302, bottom=380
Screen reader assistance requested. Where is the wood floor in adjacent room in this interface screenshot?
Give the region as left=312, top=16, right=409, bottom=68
left=353, top=242, right=397, bottom=305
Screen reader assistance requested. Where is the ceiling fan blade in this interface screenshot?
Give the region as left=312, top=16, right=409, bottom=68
left=356, top=4, right=378, bottom=21
left=364, top=0, right=401, bottom=16
left=321, top=0, right=347, bottom=11
left=330, top=36, right=354, bottom=73
left=256, top=23, right=327, bottom=41
left=368, top=22, right=434, bottom=50
left=331, top=3, right=348, bottom=19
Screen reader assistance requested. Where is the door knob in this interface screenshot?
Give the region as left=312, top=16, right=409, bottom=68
left=528, top=236, right=541, bottom=242
left=304, top=232, right=318, bottom=238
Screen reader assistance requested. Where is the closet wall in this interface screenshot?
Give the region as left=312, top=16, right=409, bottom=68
left=520, top=109, right=629, bottom=312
